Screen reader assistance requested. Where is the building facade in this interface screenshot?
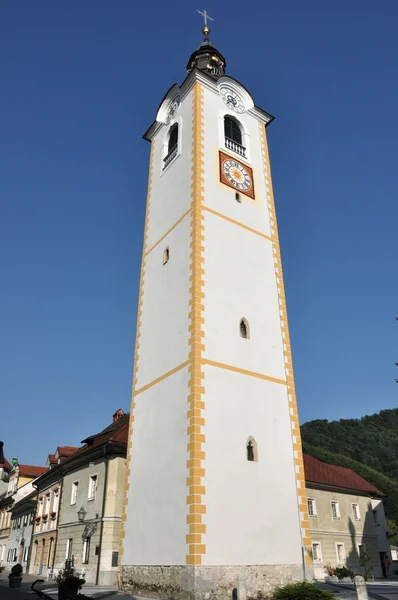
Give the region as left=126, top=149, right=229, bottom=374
left=30, top=474, right=62, bottom=577
left=305, top=455, right=390, bottom=580
left=5, top=485, right=36, bottom=573
left=29, top=446, right=78, bottom=578
left=0, top=462, right=46, bottom=570
left=120, top=19, right=311, bottom=600
left=53, top=410, right=127, bottom=585
left=0, top=493, right=13, bottom=567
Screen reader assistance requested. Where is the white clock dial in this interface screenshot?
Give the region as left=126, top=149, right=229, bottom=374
left=166, top=95, right=181, bottom=123
left=222, top=159, right=252, bottom=191
left=220, top=87, right=245, bottom=113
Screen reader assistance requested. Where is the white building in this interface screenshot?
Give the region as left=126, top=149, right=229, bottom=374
left=304, top=455, right=390, bottom=580
left=120, top=18, right=311, bottom=600
left=53, top=409, right=128, bottom=586
left=3, top=482, right=36, bottom=573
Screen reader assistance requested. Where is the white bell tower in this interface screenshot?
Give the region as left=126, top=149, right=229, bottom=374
left=120, top=17, right=312, bottom=600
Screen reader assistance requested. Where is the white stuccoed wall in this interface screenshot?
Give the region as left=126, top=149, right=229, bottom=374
left=123, top=76, right=303, bottom=570
left=123, top=369, right=190, bottom=565
left=123, top=88, right=194, bottom=565
left=200, top=85, right=302, bottom=565
left=135, top=89, right=193, bottom=392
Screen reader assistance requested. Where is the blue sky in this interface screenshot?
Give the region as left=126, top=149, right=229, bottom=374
left=1, top=1, right=397, bottom=466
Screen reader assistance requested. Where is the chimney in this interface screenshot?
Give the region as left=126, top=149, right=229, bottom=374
left=112, top=409, right=124, bottom=423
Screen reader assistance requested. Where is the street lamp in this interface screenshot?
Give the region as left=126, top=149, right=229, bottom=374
left=77, top=507, right=86, bottom=523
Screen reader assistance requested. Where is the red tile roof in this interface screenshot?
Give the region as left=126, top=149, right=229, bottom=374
left=48, top=454, right=57, bottom=465
left=18, top=465, right=48, bottom=478
left=304, top=454, right=384, bottom=496
left=57, top=446, right=78, bottom=457
left=61, top=413, right=129, bottom=465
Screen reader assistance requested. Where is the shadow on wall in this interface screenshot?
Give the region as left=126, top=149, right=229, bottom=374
left=345, top=502, right=385, bottom=579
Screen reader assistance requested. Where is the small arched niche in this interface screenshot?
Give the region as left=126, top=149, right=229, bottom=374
left=247, top=437, right=258, bottom=462
left=163, top=247, right=170, bottom=265
left=239, top=318, right=250, bottom=339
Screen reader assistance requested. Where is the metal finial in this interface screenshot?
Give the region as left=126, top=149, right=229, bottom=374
left=197, top=9, right=214, bottom=41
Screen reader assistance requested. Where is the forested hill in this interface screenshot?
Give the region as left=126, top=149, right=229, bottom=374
left=301, top=408, right=398, bottom=528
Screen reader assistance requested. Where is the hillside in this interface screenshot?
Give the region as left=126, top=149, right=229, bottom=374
left=301, top=408, right=398, bottom=531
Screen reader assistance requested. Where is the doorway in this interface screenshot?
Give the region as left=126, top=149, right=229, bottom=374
left=380, top=551, right=387, bottom=578
left=39, top=540, right=45, bottom=575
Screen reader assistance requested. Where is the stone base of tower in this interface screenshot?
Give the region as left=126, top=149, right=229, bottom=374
left=119, top=564, right=309, bottom=600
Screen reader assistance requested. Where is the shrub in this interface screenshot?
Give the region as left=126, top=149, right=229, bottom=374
left=273, top=581, right=335, bottom=600
left=324, top=564, right=335, bottom=576
left=55, top=567, right=84, bottom=586
left=9, top=564, right=23, bottom=577
left=359, top=550, right=373, bottom=581
left=334, top=566, right=354, bottom=580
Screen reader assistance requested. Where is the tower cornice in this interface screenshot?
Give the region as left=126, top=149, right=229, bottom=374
left=143, top=70, right=274, bottom=142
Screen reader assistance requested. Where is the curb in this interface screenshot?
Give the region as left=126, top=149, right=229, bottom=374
left=325, top=582, right=388, bottom=600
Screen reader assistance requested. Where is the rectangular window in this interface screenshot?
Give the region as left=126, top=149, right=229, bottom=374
left=38, top=497, right=44, bottom=516
left=352, top=503, right=361, bottom=521
left=29, top=512, right=34, bottom=525
left=373, top=509, right=379, bottom=525
left=336, top=543, right=346, bottom=563
left=12, top=519, right=17, bottom=530
left=307, top=498, right=317, bottom=517
left=66, top=538, right=73, bottom=559
left=88, top=475, right=98, bottom=501
left=16, top=517, right=21, bottom=528
left=23, top=546, right=29, bottom=562
left=331, top=501, right=340, bottom=519
left=71, top=482, right=78, bottom=505
left=82, top=537, right=90, bottom=564
left=23, top=514, right=28, bottom=526
left=53, top=489, right=59, bottom=513
left=312, top=542, right=322, bottom=563
left=13, top=548, right=17, bottom=562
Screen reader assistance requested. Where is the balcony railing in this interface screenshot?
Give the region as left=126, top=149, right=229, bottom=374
left=225, top=137, right=246, bottom=158
left=163, top=144, right=178, bottom=170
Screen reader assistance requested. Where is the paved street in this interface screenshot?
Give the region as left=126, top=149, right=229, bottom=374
left=322, top=581, right=398, bottom=600
left=2, top=573, right=398, bottom=600
left=0, top=572, right=134, bottom=600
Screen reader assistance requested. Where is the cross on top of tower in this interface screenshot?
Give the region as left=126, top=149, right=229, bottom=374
left=196, top=8, right=214, bottom=41
left=186, top=8, right=225, bottom=78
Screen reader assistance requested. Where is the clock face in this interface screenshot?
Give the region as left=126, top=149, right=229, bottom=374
left=166, top=95, right=181, bottom=123
left=220, top=87, right=245, bottom=113
left=219, top=151, right=255, bottom=199
left=223, top=159, right=251, bottom=190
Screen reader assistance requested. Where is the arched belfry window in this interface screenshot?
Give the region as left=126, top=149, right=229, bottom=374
left=224, top=116, right=245, bottom=157
left=247, top=437, right=258, bottom=462
left=168, top=124, right=178, bottom=153
left=163, top=123, right=179, bottom=170
left=240, top=318, right=250, bottom=339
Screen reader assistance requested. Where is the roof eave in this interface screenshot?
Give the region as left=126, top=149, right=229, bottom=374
left=143, top=68, right=275, bottom=142
left=306, top=480, right=384, bottom=498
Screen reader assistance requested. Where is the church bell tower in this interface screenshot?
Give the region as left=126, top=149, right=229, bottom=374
left=120, top=15, right=312, bottom=599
